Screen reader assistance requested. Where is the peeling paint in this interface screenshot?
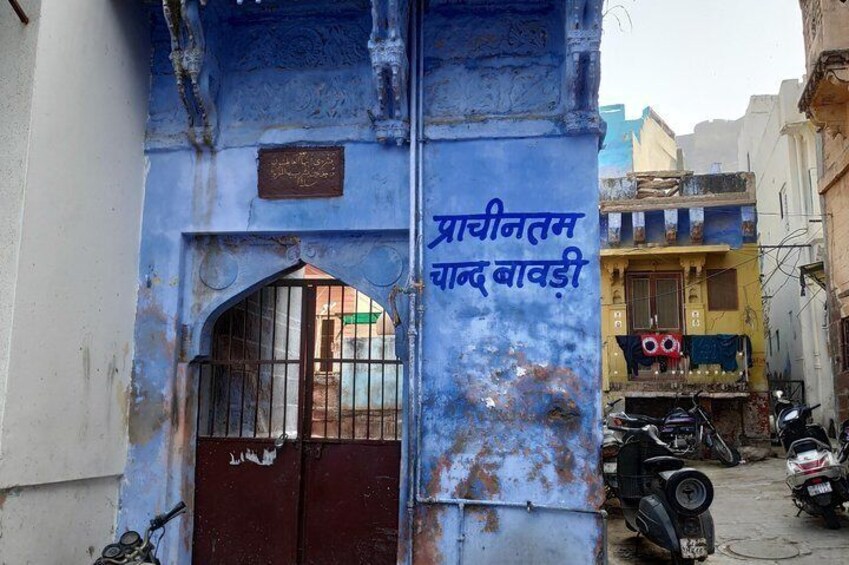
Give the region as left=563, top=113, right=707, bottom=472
left=228, top=448, right=277, bottom=467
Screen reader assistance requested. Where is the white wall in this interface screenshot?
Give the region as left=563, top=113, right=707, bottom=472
left=0, top=0, right=149, bottom=561
left=739, top=79, right=834, bottom=427
left=0, top=0, right=42, bottom=464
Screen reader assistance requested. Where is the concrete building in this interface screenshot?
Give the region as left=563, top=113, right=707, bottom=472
left=677, top=118, right=743, bottom=174
left=1, top=1, right=607, bottom=563
left=737, top=79, right=833, bottom=429
left=798, top=0, right=849, bottom=423
left=600, top=172, right=769, bottom=444
left=0, top=1, right=149, bottom=562
left=599, top=104, right=679, bottom=178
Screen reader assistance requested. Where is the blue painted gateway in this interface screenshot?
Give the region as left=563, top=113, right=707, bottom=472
left=122, top=1, right=605, bottom=563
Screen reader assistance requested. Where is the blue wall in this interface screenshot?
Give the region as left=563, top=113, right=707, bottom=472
left=121, top=1, right=605, bottom=563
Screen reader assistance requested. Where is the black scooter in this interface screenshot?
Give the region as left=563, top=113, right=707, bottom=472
left=93, top=502, right=186, bottom=565
left=611, top=424, right=716, bottom=565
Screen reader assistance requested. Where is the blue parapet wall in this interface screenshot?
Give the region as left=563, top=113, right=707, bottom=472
left=120, top=1, right=605, bottom=563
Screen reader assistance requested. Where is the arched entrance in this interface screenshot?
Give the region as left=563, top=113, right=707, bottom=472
left=192, top=265, right=403, bottom=564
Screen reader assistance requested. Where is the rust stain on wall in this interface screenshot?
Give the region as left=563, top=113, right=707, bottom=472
left=413, top=506, right=445, bottom=565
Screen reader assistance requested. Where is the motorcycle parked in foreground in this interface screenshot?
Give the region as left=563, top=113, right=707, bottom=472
left=602, top=398, right=623, bottom=499
left=609, top=391, right=740, bottom=467
left=94, top=502, right=186, bottom=565
left=611, top=423, right=716, bottom=564
left=773, top=390, right=848, bottom=529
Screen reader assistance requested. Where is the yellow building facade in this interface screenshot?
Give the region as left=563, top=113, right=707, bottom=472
left=600, top=173, right=770, bottom=442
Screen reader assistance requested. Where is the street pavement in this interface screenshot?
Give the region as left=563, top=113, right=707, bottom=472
left=606, top=456, right=849, bottom=564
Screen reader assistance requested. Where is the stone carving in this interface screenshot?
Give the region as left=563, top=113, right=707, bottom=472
left=426, top=64, right=560, bottom=119
left=363, top=245, right=404, bottom=287
left=368, top=0, right=411, bottom=144
left=225, top=70, right=370, bottom=126
left=228, top=19, right=371, bottom=72
left=564, top=0, right=603, bottom=134
left=161, top=0, right=219, bottom=147
left=199, top=249, right=239, bottom=290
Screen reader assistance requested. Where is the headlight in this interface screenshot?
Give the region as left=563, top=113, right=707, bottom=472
left=665, top=469, right=714, bottom=516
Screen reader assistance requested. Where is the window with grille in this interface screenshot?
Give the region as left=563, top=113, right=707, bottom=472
left=626, top=272, right=683, bottom=333
left=707, top=269, right=738, bottom=311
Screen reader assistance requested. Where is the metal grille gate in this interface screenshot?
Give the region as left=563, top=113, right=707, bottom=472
left=192, top=270, right=402, bottom=564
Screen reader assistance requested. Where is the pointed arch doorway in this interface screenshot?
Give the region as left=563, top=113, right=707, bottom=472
left=192, top=265, right=403, bottom=564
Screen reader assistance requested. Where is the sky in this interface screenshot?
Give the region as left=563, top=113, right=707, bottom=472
left=599, top=0, right=807, bottom=136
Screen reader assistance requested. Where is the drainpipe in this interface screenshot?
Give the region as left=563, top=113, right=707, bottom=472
left=414, top=0, right=426, bottom=504
left=400, top=1, right=423, bottom=564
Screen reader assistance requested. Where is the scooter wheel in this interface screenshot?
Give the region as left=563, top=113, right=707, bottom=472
left=823, top=506, right=841, bottom=530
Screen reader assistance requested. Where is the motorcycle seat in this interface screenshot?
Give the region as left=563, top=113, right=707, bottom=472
left=643, top=456, right=685, bottom=473
left=627, top=414, right=665, bottom=426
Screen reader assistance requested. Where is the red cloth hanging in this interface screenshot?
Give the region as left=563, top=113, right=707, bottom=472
left=641, top=333, right=682, bottom=359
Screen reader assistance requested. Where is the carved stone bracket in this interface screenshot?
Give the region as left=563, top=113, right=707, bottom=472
left=605, top=258, right=629, bottom=281
left=162, top=0, right=219, bottom=148
left=680, top=255, right=706, bottom=282
left=800, top=49, right=849, bottom=139
left=564, top=0, right=603, bottom=137
left=369, top=0, right=410, bottom=145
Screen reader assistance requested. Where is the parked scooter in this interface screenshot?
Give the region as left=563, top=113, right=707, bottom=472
left=609, top=391, right=740, bottom=467
left=93, top=502, right=186, bottom=565
left=838, top=419, right=849, bottom=465
left=774, top=390, right=848, bottom=529
left=611, top=423, right=716, bottom=564
left=602, top=398, right=623, bottom=499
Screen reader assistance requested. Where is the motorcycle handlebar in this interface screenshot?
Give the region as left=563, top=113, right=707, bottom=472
left=150, top=502, right=186, bottom=531
left=811, top=403, right=821, bottom=412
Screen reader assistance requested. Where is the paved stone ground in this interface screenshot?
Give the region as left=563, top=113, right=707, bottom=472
left=607, top=456, right=849, bottom=564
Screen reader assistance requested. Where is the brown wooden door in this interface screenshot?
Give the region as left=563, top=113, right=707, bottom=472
left=192, top=272, right=401, bottom=564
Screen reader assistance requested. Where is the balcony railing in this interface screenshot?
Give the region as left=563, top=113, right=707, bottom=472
left=607, top=333, right=753, bottom=385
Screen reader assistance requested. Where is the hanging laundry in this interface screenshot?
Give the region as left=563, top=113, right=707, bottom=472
left=683, top=334, right=741, bottom=371
left=640, top=333, right=683, bottom=359
left=616, top=335, right=654, bottom=377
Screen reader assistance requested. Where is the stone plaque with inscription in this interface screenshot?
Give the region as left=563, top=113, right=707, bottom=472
left=258, top=147, right=344, bottom=199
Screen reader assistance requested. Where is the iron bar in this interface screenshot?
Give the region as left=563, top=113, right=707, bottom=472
left=325, top=285, right=333, bottom=437
left=366, top=297, right=374, bottom=440
left=268, top=287, right=277, bottom=438
left=7, top=0, right=29, bottom=24
left=339, top=286, right=346, bottom=439
left=239, top=300, right=248, bottom=437
left=352, top=290, right=359, bottom=440
left=380, top=311, right=387, bottom=440
left=282, top=286, right=292, bottom=437
left=224, top=309, right=234, bottom=437
left=254, top=290, right=263, bottom=436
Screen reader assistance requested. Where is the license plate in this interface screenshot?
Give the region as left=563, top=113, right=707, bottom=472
left=603, top=462, right=617, bottom=474
left=808, top=482, right=833, bottom=496
left=680, top=538, right=708, bottom=559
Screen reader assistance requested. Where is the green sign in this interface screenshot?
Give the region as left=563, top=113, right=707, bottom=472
left=342, top=312, right=381, bottom=325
